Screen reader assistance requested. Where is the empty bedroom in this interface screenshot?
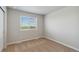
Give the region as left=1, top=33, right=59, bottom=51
left=0, top=6, right=79, bottom=52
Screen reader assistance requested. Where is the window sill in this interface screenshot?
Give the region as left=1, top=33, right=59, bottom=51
left=20, top=29, right=37, bottom=31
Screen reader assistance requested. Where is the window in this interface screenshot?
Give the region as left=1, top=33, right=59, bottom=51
left=20, top=16, right=37, bottom=30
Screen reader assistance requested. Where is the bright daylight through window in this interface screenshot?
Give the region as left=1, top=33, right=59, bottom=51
left=20, top=16, right=37, bottom=30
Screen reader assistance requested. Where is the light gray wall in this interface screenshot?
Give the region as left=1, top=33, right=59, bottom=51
left=0, top=7, right=4, bottom=51
left=45, top=7, right=79, bottom=50
left=7, top=8, right=44, bottom=44
left=2, top=6, right=7, bottom=48
left=0, top=6, right=7, bottom=51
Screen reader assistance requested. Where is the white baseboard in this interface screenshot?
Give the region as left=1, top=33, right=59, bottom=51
left=45, top=36, right=79, bottom=51
left=7, top=37, right=41, bottom=45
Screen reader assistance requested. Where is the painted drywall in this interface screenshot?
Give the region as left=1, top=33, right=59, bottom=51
left=0, top=7, right=4, bottom=51
left=45, top=7, right=79, bottom=50
left=2, top=6, right=7, bottom=48
left=0, top=6, right=7, bottom=51
left=7, top=8, right=44, bottom=44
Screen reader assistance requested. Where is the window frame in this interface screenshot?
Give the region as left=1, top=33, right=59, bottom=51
left=20, top=16, right=38, bottom=31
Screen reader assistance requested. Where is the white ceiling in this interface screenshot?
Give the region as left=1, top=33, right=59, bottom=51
left=8, top=6, right=65, bottom=15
